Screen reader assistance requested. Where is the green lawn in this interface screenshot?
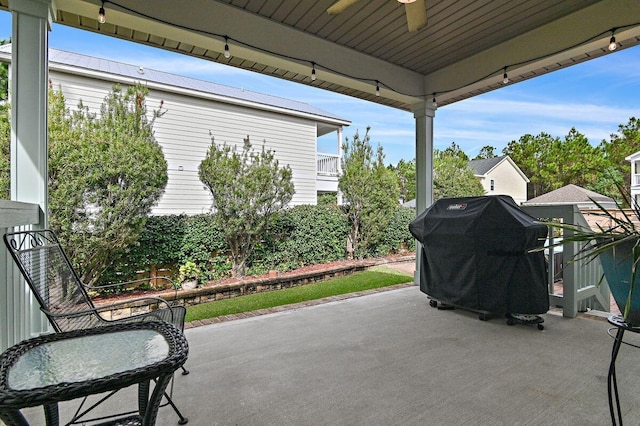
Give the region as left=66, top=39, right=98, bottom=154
left=185, top=265, right=412, bottom=322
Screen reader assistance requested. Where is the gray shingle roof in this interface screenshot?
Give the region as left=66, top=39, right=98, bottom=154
left=467, top=156, right=505, bottom=175
left=523, top=184, right=614, bottom=205
left=0, top=44, right=349, bottom=125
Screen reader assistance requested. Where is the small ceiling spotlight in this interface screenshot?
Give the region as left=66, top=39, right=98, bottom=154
left=375, top=80, right=380, bottom=96
left=311, top=62, right=317, bottom=81
left=502, top=68, right=509, bottom=85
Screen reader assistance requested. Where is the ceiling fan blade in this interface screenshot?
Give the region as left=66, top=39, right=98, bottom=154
left=405, top=0, right=427, bottom=32
left=327, top=0, right=364, bottom=15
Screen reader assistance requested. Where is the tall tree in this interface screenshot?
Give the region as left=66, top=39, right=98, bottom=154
left=388, top=158, right=415, bottom=203
left=48, top=84, right=168, bottom=285
left=552, top=128, right=605, bottom=190
left=339, top=127, right=400, bottom=259
left=433, top=142, right=484, bottom=200
left=473, top=145, right=497, bottom=160
left=600, top=117, right=640, bottom=199
left=199, top=135, right=295, bottom=278
left=505, top=129, right=611, bottom=199
left=503, top=132, right=559, bottom=197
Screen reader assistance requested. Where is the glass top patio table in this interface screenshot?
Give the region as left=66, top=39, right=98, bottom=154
left=0, top=321, right=188, bottom=426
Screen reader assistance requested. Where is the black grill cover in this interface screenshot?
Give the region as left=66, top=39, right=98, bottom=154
left=409, top=195, right=549, bottom=315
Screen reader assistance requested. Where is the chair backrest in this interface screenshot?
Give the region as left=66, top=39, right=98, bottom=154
left=3, top=229, right=103, bottom=331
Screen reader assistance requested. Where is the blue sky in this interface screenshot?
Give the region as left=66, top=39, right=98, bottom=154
left=1, top=10, right=639, bottom=165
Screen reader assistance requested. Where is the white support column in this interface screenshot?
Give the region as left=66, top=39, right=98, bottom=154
left=412, top=101, right=436, bottom=286
left=7, top=0, right=54, bottom=343
left=9, top=0, right=54, bottom=225
left=336, top=126, right=343, bottom=205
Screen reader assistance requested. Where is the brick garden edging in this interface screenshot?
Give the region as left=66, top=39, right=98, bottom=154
left=96, top=254, right=416, bottom=323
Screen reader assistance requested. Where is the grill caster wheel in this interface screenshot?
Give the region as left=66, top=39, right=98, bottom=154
left=537, top=324, right=544, bottom=330
left=429, top=299, right=438, bottom=308
left=506, top=318, right=515, bottom=326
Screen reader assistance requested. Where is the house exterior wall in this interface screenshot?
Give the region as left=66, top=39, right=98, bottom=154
left=48, top=71, right=319, bottom=215
left=480, top=160, right=528, bottom=205
left=627, top=154, right=640, bottom=207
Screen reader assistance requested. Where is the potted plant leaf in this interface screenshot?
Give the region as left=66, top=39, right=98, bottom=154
left=544, top=194, right=640, bottom=325
left=179, top=260, right=201, bottom=290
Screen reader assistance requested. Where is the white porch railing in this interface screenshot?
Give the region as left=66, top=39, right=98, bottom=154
left=521, top=204, right=610, bottom=318
left=317, top=153, right=339, bottom=176
left=633, top=174, right=640, bottom=186
left=0, top=200, right=49, bottom=352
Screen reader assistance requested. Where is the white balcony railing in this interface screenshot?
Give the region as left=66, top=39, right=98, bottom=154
left=0, top=200, right=48, bottom=352
left=633, top=174, right=640, bottom=186
left=317, top=153, right=339, bottom=176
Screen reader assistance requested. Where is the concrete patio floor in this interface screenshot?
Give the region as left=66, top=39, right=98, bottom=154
left=23, top=286, right=640, bottom=425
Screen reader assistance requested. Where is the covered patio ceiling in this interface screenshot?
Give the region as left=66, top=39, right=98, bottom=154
left=2, top=0, right=640, bottom=111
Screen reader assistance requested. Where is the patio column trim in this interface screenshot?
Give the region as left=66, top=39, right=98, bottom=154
left=8, top=0, right=55, bottom=226
left=412, top=101, right=436, bottom=285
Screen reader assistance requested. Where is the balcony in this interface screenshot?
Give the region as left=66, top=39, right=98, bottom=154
left=317, top=153, right=340, bottom=193
left=317, top=153, right=340, bottom=176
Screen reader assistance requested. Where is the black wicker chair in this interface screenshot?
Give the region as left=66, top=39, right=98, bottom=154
left=3, top=229, right=189, bottom=425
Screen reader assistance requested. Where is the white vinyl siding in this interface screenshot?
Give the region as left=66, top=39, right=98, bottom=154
left=48, top=71, right=320, bottom=215
left=481, top=160, right=528, bottom=205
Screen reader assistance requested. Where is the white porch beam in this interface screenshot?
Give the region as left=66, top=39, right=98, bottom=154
left=9, top=0, right=54, bottom=226
left=412, top=100, right=435, bottom=286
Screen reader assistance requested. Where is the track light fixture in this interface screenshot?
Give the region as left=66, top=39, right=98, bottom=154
left=98, top=1, right=106, bottom=24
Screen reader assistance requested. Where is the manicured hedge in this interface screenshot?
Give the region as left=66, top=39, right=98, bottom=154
left=250, top=204, right=350, bottom=274
left=101, top=204, right=415, bottom=283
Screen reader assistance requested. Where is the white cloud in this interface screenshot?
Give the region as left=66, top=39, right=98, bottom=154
left=443, top=98, right=635, bottom=125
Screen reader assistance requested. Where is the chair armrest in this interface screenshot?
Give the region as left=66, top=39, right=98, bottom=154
left=44, top=296, right=179, bottom=322
left=94, top=295, right=176, bottom=312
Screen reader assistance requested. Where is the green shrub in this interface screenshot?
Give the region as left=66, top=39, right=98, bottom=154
left=366, top=206, right=416, bottom=257
left=179, top=214, right=229, bottom=279
left=98, top=215, right=186, bottom=284
left=101, top=203, right=413, bottom=284
left=317, top=192, right=337, bottom=206
left=250, top=204, right=349, bottom=273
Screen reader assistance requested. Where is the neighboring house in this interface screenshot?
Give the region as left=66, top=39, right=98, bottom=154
left=522, top=184, right=617, bottom=210
left=467, top=155, right=529, bottom=205
left=627, top=150, right=640, bottom=207
left=0, top=45, right=350, bottom=215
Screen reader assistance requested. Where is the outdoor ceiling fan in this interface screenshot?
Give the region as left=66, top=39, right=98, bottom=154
left=327, top=0, right=428, bottom=32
